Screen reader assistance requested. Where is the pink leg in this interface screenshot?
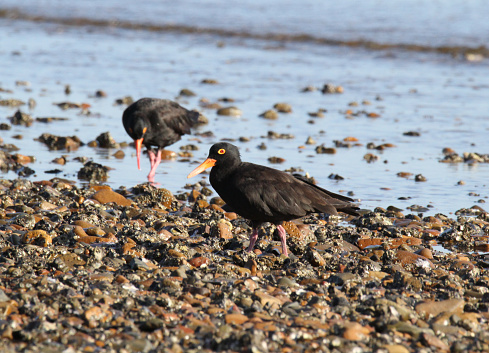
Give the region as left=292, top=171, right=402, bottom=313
left=276, top=225, right=289, bottom=257
left=147, top=150, right=162, bottom=182
left=247, top=228, right=259, bottom=252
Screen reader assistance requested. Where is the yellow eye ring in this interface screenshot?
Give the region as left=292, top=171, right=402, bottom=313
left=218, top=148, right=226, bottom=155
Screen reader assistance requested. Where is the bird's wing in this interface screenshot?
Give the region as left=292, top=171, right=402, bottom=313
left=157, top=102, right=199, bottom=136
left=232, top=164, right=316, bottom=219
left=231, top=164, right=358, bottom=219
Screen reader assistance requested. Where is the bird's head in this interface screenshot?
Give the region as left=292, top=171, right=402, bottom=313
left=187, top=142, right=241, bottom=178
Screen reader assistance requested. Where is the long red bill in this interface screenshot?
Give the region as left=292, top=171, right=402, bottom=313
left=135, top=138, right=143, bottom=170
left=187, top=158, right=216, bottom=178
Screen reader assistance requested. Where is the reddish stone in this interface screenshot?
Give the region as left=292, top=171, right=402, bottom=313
left=189, top=256, right=210, bottom=268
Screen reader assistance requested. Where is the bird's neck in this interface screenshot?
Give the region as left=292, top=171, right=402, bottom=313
left=210, top=159, right=240, bottom=184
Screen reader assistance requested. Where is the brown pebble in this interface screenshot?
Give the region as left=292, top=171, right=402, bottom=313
left=213, top=221, right=233, bottom=240
left=217, top=106, right=242, bottom=117
left=418, top=248, right=433, bottom=259
left=415, top=298, right=465, bottom=318
left=273, top=103, right=292, bottom=113
left=113, top=150, right=125, bottom=159
left=73, top=220, right=96, bottom=228
left=260, top=110, right=278, bottom=120
left=225, top=313, right=248, bottom=325
left=395, top=250, right=434, bottom=268
left=22, top=230, right=52, bottom=247
left=13, top=154, right=34, bottom=165
left=161, top=150, right=177, bottom=160
left=189, top=256, right=210, bottom=268
left=92, top=188, right=132, bottom=206
left=85, top=227, right=106, bottom=237
left=115, top=275, right=130, bottom=284
left=342, top=321, right=371, bottom=341
left=73, top=226, right=89, bottom=238
left=224, top=212, right=237, bottom=220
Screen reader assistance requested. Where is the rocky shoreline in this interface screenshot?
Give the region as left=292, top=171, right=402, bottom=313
left=0, top=178, right=488, bottom=352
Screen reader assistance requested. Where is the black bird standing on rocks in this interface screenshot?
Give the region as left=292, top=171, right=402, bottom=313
left=123, top=98, right=200, bottom=183
left=187, top=142, right=359, bottom=256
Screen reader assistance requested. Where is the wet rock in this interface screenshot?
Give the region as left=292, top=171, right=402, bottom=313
left=315, top=145, right=336, bottom=154
left=267, top=156, right=285, bottom=164
left=77, top=161, right=109, bottom=182
left=321, top=83, right=343, bottom=94
left=0, top=99, right=25, bottom=107
left=364, top=153, right=379, bottom=163
left=114, top=96, right=133, bottom=105
left=8, top=110, right=33, bottom=126
left=179, top=88, right=196, bottom=96
left=266, top=131, right=294, bottom=139
left=259, top=109, right=278, bottom=120
left=305, top=136, right=316, bottom=145
left=37, top=133, right=83, bottom=151
left=201, top=78, right=219, bottom=84
left=217, top=106, right=242, bottom=117
left=415, top=174, right=427, bottom=182
left=95, top=131, right=119, bottom=148
left=273, top=102, right=292, bottom=113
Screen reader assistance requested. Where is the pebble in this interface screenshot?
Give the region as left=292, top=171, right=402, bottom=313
left=91, top=188, right=132, bottom=206
left=415, top=299, right=465, bottom=318
left=0, top=179, right=487, bottom=352
left=259, top=109, right=278, bottom=120
left=216, top=106, right=242, bottom=117
left=273, top=102, right=292, bottom=113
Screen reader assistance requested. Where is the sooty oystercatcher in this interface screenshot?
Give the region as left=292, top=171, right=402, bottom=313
left=123, top=98, right=200, bottom=183
left=187, top=142, right=359, bottom=256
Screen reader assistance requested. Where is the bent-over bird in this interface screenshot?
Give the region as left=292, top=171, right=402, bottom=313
left=187, top=142, right=359, bottom=256
left=123, top=98, right=199, bottom=183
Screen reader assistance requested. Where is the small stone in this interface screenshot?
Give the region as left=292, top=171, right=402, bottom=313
left=273, top=103, right=292, bottom=113
left=113, top=150, right=125, bottom=159
left=415, top=174, right=427, bottom=182
left=306, top=248, right=326, bottom=267
left=22, top=230, right=52, bottom=247
left=96, top=132, right=119, bottom=148
left=92, top=188, right=132, bottom=206
left=267, top=156, right=285, bottom=164
left=383, top=344, right=410, bottom=353
left=179, top=88, right=196, bottom=97
left=415, top=299, right=465, bottom=318
left=217, top=106, right=242, bottom=117
left=259, top=110, right=278, bottom=120
left=305, top=136, right=316, bottom=145
left=201, top=78, right=219, bottom=84
left=342, top=321, right=371, bottom=341
left=225, top=313, right=248, bottom=325
left=315, top=145, right=336, bottom=154
left=189, top=256, right=210, bottom=268
left=9, top=110, right=33, bottom=126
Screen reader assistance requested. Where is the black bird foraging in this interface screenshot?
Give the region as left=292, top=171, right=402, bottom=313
left=122, top=98, right=200, bottom=183
left=187, top=142, right=359, bottom=256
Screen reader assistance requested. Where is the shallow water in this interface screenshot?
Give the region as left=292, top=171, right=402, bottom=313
left=0, top=1, right=488, bottom=216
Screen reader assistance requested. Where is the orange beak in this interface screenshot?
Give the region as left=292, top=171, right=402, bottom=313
left=135, top=138, right=143, bottom=170
left=187, top=158, right=216, bottom=178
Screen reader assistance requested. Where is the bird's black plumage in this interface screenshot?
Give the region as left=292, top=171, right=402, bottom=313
left=188, top=142, right=359, bottom=256
left=122, top=98, right=199, bottom=182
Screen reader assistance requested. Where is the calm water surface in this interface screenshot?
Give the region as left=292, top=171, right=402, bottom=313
left=0, top=1, right=488, bottom=216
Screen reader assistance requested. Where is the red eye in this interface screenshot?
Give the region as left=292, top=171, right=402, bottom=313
left=218, top=149, right=226, bottom=155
